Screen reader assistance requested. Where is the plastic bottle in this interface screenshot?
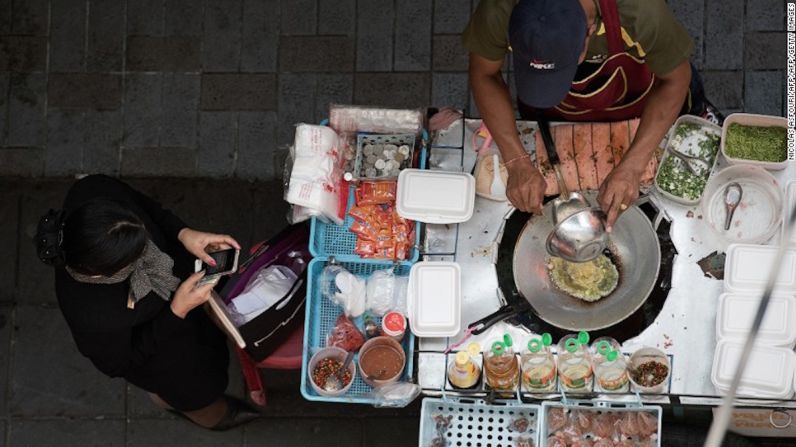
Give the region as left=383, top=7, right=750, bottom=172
left=557, top=331, right=593, bottom=391
left=447, top=350, right=481, bottom=389
left=521, top=333, right=556, bottom=391
left=484, top=334, right=520, bottom=391
left=594, top=348, right=629, bottom=391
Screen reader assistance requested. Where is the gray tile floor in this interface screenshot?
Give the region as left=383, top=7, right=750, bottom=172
left=0, top=0, right=787, bottom=179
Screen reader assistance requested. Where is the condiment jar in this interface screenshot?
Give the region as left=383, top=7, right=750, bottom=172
left=594, top=348, right=629, bottom=392
left=484, top=334, right=520, bottom=392
left=448, top=350, right=481, bottom=389
left=628, top=347, right=670, bottom=393
left=591, top=337, right=621, bottom=366
left=521, top=333, right=556, bottom=391
left=381, top=311, right=406, bottom=341
left=557, top=331, right=593, bottom=392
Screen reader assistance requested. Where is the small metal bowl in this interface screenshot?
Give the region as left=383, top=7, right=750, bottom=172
left=546, top=208, right=610, bottom=262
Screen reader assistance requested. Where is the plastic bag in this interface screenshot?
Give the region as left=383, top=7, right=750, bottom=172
left=229, top=265, right=298, bottom=326
left=366, top=269, right=396, bottom=316
left=321, top=263, right=366, bottom=317
left=284, top=124, right=346, bottom=225
left=327, top=314, right=365, bottom=352
left=370, top=382, right=421, bottom=408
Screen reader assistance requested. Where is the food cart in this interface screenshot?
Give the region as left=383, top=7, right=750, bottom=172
left=287, top=105, right=795, bottom=446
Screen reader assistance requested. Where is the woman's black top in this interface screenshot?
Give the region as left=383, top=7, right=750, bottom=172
left=55, top=175, right=228, bottom=411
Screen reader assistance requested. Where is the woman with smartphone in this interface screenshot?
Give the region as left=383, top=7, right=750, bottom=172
left=35, top=175, right=258, bottom=430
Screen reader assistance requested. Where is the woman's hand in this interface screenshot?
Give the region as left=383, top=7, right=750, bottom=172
left=506, top=158, right=547, bottom=215
left=177, top=228, right=241, bottom=267
left=170, top=271, right=216, bottom=319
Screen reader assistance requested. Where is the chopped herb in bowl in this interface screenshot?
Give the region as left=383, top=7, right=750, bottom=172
left=656, top=122, right=721, bottom=201
left=725, top=123, right=787, bottom=162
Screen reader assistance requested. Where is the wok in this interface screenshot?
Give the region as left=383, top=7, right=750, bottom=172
left=471, top=191, right=661, bottom=333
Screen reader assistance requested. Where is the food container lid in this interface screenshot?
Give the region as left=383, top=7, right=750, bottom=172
left=711, top=340, right=796, bottom=399
left=784, top=181, right=796, bottom=246
left=396, top=169, right=475, bottom=223
left=724, top=244, right=796, bottom=294
left=716, top=292, right=796, bottom=347
left=382, top=311, right=406, bottom=337
left=407, top=261, right=462, bottom=337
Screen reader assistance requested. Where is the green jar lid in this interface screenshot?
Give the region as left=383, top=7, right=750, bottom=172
left=503, top=333, right=513, bottom=348
left=606, top=350, right=618, bottom=362
left=578, top=331, right=590, bottom=345
left=528, top=339, right=543, bottom=353
left=541, top=333, right=553, bottom=346
left=565, top=338, right=580, bottom=353
left=596, top=340, right=612, bottom=356
left=491, top=341, right=505, bottom=356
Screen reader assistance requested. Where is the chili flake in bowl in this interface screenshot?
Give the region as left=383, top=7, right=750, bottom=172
left=628, top=347, right=670, bottom=393
left=308, top=346, right=357, bottom=397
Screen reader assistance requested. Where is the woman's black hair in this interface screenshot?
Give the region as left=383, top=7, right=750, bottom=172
left=36, top=199, right=148, bottom=276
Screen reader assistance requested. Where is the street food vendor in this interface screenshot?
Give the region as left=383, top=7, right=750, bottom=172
left=465, top=0, right=721, bottom=228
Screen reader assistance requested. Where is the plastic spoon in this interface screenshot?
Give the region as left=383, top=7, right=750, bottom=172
left=490, top=154, right=506, bottom=199
left=723, top=182, right=743, bottom=231
left=323, top=351, right=355, bottom=392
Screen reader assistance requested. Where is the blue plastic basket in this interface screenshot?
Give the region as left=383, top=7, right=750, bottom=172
left=300, top=257, right=416, bottom=404
left=308, top=140, right=428, bottom=262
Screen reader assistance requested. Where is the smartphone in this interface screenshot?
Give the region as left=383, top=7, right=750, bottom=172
left=194, top=248, right=240, bottom=285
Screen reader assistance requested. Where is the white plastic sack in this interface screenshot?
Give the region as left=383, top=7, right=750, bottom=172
left=229, top=265, right=299, bottom=326
left=285, top=124, right=344, bottom=225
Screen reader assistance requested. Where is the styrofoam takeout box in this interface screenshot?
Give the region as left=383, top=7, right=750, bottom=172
left=711, top=340, right=796, bottom=399
left=396, top=169, right=475, bottom=224
left=407, top=261, right=461, bottom=337
left=784, top=181, right=796, bottom=246
left=723, top=244, right=796, bottom=295
left=716, top=292, right=796, bottom=348
left=721, top=113, right=789, bottom=171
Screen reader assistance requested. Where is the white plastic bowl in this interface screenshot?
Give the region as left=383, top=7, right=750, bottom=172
left=721, top=113, right=789, bottom=171
left=308, top=346, right=356, bottom=397
left=701, top=165, right=783, bottom=246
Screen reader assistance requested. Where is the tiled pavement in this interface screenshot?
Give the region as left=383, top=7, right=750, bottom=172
left=0, top=0, right=788, bottom=179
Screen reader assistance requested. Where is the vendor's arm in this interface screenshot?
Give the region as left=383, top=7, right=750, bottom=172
left=598, top=61, right=691, bottom=229
left=597, top=0, right=694, bottom=229
left=469, top=53, right=547, bottom=214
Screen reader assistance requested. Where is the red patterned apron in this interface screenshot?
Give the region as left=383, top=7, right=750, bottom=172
left=543, top=0, right=655, bottom=122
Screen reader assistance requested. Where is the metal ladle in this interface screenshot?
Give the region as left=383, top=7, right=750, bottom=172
left=537, top=118, right=609, bottom=263
left=323, top=351, right=354, bottom=392
left=723, top=182, right=743, bottom=231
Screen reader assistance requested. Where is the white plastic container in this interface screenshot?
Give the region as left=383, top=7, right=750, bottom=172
left=701, top=165, right=783, bottom=246
left=396, top=169, right=475, bottom=224
left=406, top=261, right=461, bottom=337
left=721, top=113, right=789, bottom=171
left=711, top=340, right=795, bottom=399
left=724, top=244, right=796, bottom=294
left=654, top=115, right=722, bottom=206
left=716, top=292, right=796, bottom=348
left=784, top=181, right=796, bottom=246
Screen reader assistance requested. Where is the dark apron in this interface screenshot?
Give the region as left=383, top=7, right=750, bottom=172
left=531, top=0, right=656, bottom=122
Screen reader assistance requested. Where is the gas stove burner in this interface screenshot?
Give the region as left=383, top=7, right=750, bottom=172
left=494, top=195, right=676, bottom=343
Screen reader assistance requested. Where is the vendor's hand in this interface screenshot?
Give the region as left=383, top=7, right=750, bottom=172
left=598, top=164, right=643, bottom=231
left=177, top=228, right=241, bottom=266
left=170, top=271, right=216, bottom=319
left=506, top=158, right=546, bottom=214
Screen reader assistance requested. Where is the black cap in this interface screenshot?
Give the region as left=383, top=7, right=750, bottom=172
left=509, top=0, right=587, bottom=109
